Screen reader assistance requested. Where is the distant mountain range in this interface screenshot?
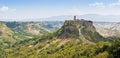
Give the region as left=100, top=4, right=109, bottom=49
left=1, top=14, right=120, bottom=22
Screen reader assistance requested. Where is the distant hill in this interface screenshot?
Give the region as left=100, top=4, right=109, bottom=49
left=0, top=22, right=15, bottom=45
left=1, top=21, right=120, bottom=39
left=0, top=22, right=28, bottom=49
left=38, top=14, right=120, bottom=22
left=94, top=22, right=120, bottom=38
left=4, top=21, right=63, bottom=35
left=1, top=14, right=120, bottom=22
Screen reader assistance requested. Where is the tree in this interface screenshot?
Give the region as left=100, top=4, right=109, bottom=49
left=108, top=38, right=120, bottom=58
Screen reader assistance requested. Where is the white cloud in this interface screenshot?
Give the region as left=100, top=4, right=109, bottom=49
left=0, top=6, right=17, bottom=19
left=0, top=6, right=16, bottom=12
left=89, top=2, right=105, bottom=8
left=89, top=0, right=120, bottom=8
left=109, top=0, right=120, bottom=7
left=0, top=6, right=9, bottom=12
left=119, top=0, right=120, bottom=2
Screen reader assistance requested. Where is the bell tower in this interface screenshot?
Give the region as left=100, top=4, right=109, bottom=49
left=74, top=16, right=76, bottom=20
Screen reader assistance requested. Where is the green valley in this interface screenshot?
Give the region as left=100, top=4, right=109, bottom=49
left=0, top=18, right=120, bottom=58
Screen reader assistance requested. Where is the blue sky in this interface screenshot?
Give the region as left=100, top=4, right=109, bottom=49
left=0, top=0, right=120, bottom=19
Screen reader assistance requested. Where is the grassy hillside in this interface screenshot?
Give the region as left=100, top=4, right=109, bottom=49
left=0, top=21, right=119, bottom=58
left=5, top=21, right=63, bottom=35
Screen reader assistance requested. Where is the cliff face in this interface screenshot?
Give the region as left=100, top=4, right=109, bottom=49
left=56, top=19, right=95, bottom=38
left=56, top=19, right=105, bottom=42
left=76, top=19, right=96, bottom=32
left=56, top=20, right=79, bottom=38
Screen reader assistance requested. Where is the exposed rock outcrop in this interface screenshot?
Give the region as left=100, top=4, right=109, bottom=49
left=56, top=17, right=106, bottom=43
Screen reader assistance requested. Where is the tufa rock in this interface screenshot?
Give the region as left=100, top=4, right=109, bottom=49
left=55, top=17, right=106, bottom=42
left=56, top=19, right=96, bottom=39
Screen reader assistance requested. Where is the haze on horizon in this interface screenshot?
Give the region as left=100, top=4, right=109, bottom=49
left=0, top=0, right=120, bottom=22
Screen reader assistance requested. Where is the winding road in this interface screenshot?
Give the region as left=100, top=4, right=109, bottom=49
left=77, top=25, right=95, bottom=44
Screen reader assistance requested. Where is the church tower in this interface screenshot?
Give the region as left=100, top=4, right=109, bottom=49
left=74, top=16, right=76, bottom=20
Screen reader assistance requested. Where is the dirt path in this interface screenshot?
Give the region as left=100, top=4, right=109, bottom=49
left=77, top=25, right=95, bottom=44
